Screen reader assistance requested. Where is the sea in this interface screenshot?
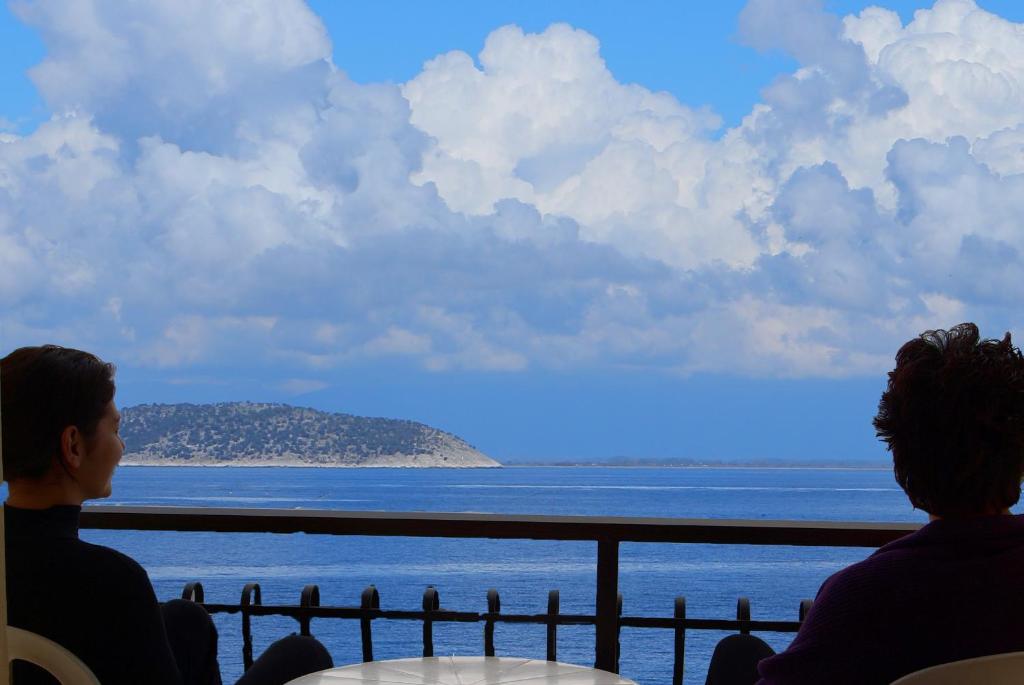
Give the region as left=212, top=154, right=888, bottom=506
left=66, top=466, right=954, bottom=683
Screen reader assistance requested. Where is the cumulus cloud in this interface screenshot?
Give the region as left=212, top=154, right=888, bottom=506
left=279, top=378, right=329, bottom=396
left=10, top=0, right=332, bottom=151
left=2, top=0, right=1023, bottom=381
left=403, top=23, right=745, bottom=269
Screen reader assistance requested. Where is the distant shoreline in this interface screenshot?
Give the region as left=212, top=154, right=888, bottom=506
left=119, top=461, right=888, bottom=470
left=504, top=464, right=890, bottom=470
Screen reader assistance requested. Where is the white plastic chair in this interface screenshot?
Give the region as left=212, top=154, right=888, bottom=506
left=891, top=651, right=1024, bottom=684
left=0, top=370, right=101, bottom=684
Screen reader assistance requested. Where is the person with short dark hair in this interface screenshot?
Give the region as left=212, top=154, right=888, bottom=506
left=878, top=325, right=1024, bottom=518
left=750, top=323, right=1024, bottom=684
left=1, top=345, right=334, bottom=685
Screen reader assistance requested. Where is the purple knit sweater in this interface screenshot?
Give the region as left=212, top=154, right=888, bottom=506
left=757, top=514, right=1024, bottom=684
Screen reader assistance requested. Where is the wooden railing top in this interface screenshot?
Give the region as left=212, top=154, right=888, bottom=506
left=80, top=506, right=920, bottom=547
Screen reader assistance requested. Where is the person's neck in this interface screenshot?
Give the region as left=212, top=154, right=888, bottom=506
left=5, top=474, right=85, bottom=510
left=928, top=507, right=1012, bottom=522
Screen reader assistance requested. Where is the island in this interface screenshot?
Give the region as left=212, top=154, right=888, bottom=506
left=119, top=402, right=501, bottom=468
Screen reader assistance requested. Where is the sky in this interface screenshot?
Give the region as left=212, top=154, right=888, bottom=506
left=2, top=0, right=1024, bottom=462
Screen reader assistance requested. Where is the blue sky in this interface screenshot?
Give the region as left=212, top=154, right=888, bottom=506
left=4, top=1, right=1024, bottom=132
left=3, top=0, right=1024, bottom=462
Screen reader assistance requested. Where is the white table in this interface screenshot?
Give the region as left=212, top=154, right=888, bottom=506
left=285, top=656, right=637, bottom=685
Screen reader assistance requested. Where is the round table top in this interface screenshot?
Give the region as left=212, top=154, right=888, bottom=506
left=285, top=656, right=636, bottom=685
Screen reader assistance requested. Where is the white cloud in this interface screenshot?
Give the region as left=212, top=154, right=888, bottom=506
left=2, top=0, right=1024, bottom=380
left=11, top=0, right=331, bottom=150
left=279, top=378, right=329, bottom=395
left=142, top=315, right=278, bottom=367
left=362, top=327, right=433, bottom=357
left=403, top=23, right=743, bottom=269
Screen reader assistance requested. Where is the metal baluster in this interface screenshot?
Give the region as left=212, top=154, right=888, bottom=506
left=672, top=597, right=686, bottom=685
left=546, top=590, right=559, bottom=662
left=240, top=583, right=262, bottom=672
left=485, top=589, right=500, bottom=657
left=422, top=586, right=439, bottom=657
left=181, top=581, right=204, bottom=603
left=299, top=585, right=320, bottom=636
left=360, top=585, right=380, bottom=662
left=736, top=597, right=751, bottom=635
left=799, top=599, right=813, bottom=622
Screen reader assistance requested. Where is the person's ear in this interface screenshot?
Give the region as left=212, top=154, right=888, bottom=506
left=60, top=425, right=85, bottom=471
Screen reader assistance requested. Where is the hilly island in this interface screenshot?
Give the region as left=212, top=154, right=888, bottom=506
left=120, top=402, right=501, bottom=468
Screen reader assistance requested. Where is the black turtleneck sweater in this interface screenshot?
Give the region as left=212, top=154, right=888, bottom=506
left=5, top=504, right=182, bottom=685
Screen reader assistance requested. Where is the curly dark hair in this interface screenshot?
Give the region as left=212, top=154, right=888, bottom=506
left=1, top=345, right=116, bottom=480
left=873, top=323, right=1024, bottom=517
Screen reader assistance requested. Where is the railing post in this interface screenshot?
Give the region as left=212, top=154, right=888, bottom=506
left=594, top=539, right=619, bottom=673
left=615, top=592, right=623, bottom=673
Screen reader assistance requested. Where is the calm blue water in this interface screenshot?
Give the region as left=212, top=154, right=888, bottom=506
left=80, top=466, right=931, bottom=684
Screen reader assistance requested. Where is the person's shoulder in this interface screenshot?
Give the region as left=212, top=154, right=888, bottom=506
left=813, top=522, right=979, bottom=603
left=810, top=544, right=917, bottom=611
left=814, top=556, right=883, bottom=604
left=75, top=539, right=155, bottom=588
left=871, top=514, right=1024, bottom=562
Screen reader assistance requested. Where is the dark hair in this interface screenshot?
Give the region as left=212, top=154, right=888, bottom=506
left=873, top=323, right=1024, bottom=517
left=1, top=345, right=116, bottom=480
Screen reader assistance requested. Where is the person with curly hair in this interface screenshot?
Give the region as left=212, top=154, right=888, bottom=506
left=750, top=323, right=1024, bottom=684
left=704, top=323, right=1024, bottom=684
left=1, top=345, right=334, bottom=685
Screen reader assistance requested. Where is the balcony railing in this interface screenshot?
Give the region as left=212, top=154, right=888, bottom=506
left=80, top=507, right=919, bottom=682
